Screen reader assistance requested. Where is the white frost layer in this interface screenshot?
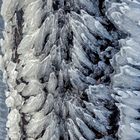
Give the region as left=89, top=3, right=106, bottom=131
left=1, top=0, right=44, bottom=139
left=106, top=0, right=140, bottom=139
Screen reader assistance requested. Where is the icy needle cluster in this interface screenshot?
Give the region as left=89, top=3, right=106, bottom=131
left=0, top=0, right=140, bottom=140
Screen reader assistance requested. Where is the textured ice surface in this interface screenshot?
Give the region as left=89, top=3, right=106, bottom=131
left=0, top=0, right=140, bottom=140
left=106, top=0, right=140, bottom=139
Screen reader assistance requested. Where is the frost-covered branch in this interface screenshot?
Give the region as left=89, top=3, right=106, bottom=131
left=1, top=0, right=139, bottom=140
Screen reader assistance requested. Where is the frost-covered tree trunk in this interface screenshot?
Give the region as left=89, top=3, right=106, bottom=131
left=0, top=0, right=140, bottom=140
